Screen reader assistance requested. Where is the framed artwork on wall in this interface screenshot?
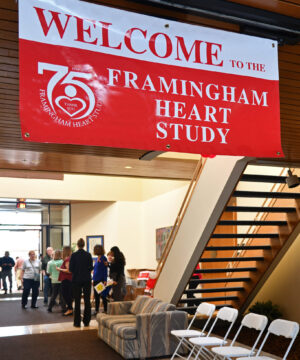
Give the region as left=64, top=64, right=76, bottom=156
left=156, top=226, right=173, bottom=261
left=86, top=235, right=104, bottom=258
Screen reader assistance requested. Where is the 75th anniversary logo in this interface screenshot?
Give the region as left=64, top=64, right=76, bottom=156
left=38, top=62, right=102, bottom=128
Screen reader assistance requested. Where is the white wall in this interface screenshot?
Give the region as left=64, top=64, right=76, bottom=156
left=141, top=185, right=189, bottom=268
left=71, top=184, right=188, bottom=269
left=248, top=235, right=300, bottom=322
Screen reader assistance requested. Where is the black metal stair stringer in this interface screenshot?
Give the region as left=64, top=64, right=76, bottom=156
left=225, top=206, right=296, bottom=212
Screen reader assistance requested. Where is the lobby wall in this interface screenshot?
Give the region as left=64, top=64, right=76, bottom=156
left=248, top=235, right=300, bottom=322
left=71, top=185, right=188, bottom=269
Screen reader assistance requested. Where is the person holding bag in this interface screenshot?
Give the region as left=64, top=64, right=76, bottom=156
left=93, top=245, right=108, bottom=314
left=21, top=250, right=41, bottom=309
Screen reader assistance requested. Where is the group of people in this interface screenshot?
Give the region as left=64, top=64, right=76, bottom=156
left=14, top=239, right=126, bottom=328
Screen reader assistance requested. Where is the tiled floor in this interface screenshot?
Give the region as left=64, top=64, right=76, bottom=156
left=0, top=320, right=98, bottom=338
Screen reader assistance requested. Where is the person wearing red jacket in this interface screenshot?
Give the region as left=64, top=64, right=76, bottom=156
left=188, top=263, right=202, bottom=306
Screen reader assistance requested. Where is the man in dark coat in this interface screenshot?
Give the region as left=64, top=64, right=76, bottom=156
left=69, top=238, right=93, bottom=327
left=1, top=251, right=15, bottom=294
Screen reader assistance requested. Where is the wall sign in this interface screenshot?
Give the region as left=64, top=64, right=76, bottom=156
left=19, top=0, right=283, bottom=157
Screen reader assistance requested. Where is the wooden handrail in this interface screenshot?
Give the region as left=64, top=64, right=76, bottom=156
left=154, top=157, right=205, bottom=285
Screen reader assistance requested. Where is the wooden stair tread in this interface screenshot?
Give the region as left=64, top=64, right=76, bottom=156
left=233, top=190, right=300, bottom=199
left=199, top=256, right=264, bottom=262
left=211, top=233, right=279, bottom=238
left=193, top=267, right=257, bottom=273
left=184, top=287, right=244, bottom=293
left=205, top=245, right=271, bottom=251
left=225, top=206, right=296, bottom=212
left=218, top=220, right=288, bottom=226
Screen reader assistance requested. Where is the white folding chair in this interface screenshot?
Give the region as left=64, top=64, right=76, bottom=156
left=236, top=319, right=299, bottom=360
left=211, top=312, right=268, bottom=359
left=171, top=302, right=216, bottom=360
left=187, top=307, right=239, bottom=360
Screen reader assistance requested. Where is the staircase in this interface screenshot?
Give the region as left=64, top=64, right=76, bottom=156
left=176, top=169, right=300, bottom=314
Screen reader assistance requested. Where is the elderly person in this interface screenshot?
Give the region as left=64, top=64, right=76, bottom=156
left=21, top=250, right=41, bottom=309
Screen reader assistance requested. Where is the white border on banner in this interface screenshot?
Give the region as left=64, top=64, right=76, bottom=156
left=19, top=0, right=279, bottom=81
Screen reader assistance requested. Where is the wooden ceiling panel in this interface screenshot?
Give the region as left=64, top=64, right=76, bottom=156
left=228, top=0, right=300, bottom=18
left=0, top=148, right=197, bottom=180
left=0, top=0, right=299, bottom=178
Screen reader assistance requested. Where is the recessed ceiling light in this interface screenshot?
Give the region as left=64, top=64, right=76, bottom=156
left=124, top=166, right=133, bottom=169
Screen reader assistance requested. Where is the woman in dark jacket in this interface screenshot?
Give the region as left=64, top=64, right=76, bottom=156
left=109, top=246, right=126, bottom=301
left=93, top=245, right=108, bottom=313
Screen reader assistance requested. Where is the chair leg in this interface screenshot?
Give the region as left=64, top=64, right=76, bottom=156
left=171, top=337, right=184, bottom=360
left=187, top=345, right=196, bottom=360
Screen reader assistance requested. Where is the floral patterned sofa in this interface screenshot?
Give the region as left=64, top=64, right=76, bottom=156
left=96, top=295, right=187, bottom=359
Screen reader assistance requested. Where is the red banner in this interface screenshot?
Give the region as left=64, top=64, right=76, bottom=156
left=19, top=0, right=283, bottom=157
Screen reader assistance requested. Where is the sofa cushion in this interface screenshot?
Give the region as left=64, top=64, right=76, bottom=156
left=96, top=312, right=111, bottom=325
left=112, top=322, right=137, bottom=340
left=152, top=301, right=176, bottom=312
left=130, top=295, right=159, bottom=315
left=103, top=315, right=136, bottom=330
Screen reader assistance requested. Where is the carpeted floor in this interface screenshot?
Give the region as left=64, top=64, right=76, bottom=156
left=0, top=298, right=74, bottom=326
left=0, top=330, right=123, bottom=360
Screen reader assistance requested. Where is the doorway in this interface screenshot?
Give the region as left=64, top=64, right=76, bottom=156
left=0, top=200, right=71, bottom=295
left=0, top=229, right=41, bottom=292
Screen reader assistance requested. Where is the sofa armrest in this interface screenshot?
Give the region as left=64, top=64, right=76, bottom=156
left=136, top=310, right=187, bottom=358
left=107, top=301, right=134, bottom=315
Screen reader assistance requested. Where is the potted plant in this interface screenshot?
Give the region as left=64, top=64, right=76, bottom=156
left=248, top=300, right=282, bottom=323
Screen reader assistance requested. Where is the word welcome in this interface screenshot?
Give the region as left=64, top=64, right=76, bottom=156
left=34, top=6, right=223, bottom=66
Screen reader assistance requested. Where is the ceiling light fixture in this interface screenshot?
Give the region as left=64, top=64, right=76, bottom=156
left=286, top=169, right=300, bottom=188
left=17, top=198, right=26, bottom=209
left=124, top=166, right=133, bottom=169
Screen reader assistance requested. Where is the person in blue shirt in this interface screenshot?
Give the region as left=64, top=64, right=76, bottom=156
left=93, top=245, right=108, bottom=314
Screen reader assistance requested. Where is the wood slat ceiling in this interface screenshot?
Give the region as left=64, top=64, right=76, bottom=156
left=0, top=0, right=299, bottom=179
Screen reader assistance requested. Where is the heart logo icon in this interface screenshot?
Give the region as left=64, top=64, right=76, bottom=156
left=55, top=96, right=87, bottom=118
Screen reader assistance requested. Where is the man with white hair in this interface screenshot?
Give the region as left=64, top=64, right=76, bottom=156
left=41, top=247, right=53, bottom=305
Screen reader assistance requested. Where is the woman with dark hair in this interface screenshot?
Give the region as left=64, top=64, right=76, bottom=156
left=110, top=246, right=126, bottom=301
left=57, top=246, right=73, bottom=316
left=93, top=244, right=108, bottom=314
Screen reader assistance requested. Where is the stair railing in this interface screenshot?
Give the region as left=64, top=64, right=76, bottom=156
left=154, top=158, right=205, bottom=285
left=225, top=167, right=289, bottom=276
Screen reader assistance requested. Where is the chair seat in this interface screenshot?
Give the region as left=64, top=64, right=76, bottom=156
left=171, top=329, right=204, bottom=338
left=236, top=357, right=274, bottom=360
left=190, top=336, right=227, bottom=346
left=212, top=346, right=253, bottom=357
